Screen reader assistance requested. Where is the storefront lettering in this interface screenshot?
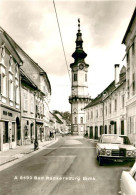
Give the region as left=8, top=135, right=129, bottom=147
left=3, top=111, right=13, bottom=117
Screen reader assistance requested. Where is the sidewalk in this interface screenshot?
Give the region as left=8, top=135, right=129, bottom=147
left=0, top=138, right=58, bottom=168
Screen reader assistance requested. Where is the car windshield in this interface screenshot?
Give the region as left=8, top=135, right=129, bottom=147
left=119, top=136, right=131, bottom=145
left=101, top=135, right=123, bottom=144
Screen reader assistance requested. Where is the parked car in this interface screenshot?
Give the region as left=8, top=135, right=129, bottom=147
left=120, top=162, right=136, bottom=195
left=96, top=134, right=136, bottom=165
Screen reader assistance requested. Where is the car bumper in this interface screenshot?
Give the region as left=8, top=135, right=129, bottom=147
left=99, top=156, right=135, bottom=162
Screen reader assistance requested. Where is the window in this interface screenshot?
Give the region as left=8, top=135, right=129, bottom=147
left=132, top=73, right=135, bottom=95
left=75, top=117, right=77, bottom=124
left=30, top=94, right=34, bottom=113
left=132, top=42, right=135, bottom=56
left=127, top=80, right=130, bottom=99
left=109, top=103, right=111, bottom=114
left=2, top=73, right=7, bottom=97
left=127, top=51, right=130, bottom=65
left=9, top=79, right=13, bottom=101
left=91, top=111, right=93, bottom=119
left=122, top=95, right=125, bottom=108
left=81, top=117, right=83, bottom=124
left=23, top=89, right=28, bottom=111
left=15, top=85, right=19, bottom=104
left=96, top=110, right=98, bottom=118
left=88, top=112, right=89, bottom=120
left=74, top=73, right=77, bottom=81
left=12, top=122, right=15, bottom=142
left=114, top=99, right=117, bottom=112
left=85, top=74, right=87, bottom=82
left=105, top=105, right=107, bottom=116
left=3, top=122, right=8, bottom=143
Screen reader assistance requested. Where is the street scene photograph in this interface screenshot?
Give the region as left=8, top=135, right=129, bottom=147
left=0, top=0, right=136, bottom=194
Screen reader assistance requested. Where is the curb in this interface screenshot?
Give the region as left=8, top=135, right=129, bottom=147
left=0, top=138, right=58, bottom=171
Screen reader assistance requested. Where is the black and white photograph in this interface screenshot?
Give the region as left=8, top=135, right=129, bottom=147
left=0, top=0, right=136, bottom=194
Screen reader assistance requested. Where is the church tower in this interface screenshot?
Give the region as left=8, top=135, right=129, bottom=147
left=69, top=19, right=91, bottom=135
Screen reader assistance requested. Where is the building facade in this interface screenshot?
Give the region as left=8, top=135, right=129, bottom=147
left=85, top=65, right=127, bottom=139
left=21, top=69, right=37, bottom=145
left=122, top=7, right=136, bottom=146
left=69, top=20, right=91, bottom=135
left=0, top=27, right=51, bottom=150
left=0, top=27, right=22, bottom=151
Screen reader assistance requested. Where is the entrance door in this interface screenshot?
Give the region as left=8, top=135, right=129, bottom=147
left=90, top=126, right=93, bottom=138
left=16, top=117, right=21, bottom=145
left=95, top=126, right=98, bottom=139
left=114, top=122, right=117, bottom=134
left=121, top=120, right=124, bottom=135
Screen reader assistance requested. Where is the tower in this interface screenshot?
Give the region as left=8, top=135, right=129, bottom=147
left=69, top=19, right=91, bottom=136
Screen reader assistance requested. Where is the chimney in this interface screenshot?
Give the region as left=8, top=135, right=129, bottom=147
left=114, top=64, right=120, bottom=85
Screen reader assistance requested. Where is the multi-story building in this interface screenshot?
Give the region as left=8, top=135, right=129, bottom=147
left=0, top=27, right=22, bottom=151
left=85, top=65, right=127, bottom=139
left=7, top=31, right=51, bottom=143
left=20, top=69, right=37, bottom=145
left=69, top=20, right=91, bottom=135
left=0, top=27, right=51, bottom=150
left=122, top=7, right=136, bottom=146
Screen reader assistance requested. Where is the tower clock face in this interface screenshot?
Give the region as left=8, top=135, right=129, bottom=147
left=79, top=63, right=84, bottom=70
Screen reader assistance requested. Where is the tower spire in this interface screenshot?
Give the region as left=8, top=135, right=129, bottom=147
left=71, top=18, right=87, bottom=63
left=78, top=18, right=80, bottom=32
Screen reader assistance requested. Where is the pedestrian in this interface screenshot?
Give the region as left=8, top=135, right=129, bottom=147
left=34, top=139, right=39, bottom=151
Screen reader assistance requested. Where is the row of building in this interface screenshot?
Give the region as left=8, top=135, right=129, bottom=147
left=84, top=7, right=136, bottom=146
left=0, top=27, right=70, bottom=151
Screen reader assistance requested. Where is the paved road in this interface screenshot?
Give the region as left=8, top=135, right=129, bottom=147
left=0, top=136, right=131, bottom=195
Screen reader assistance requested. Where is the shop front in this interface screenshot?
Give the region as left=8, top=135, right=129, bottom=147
left=0, top=106, right=21, bottom=151
left=36, top=120, right=44, bottom=142
left=21, top=118, right=35, bottom=145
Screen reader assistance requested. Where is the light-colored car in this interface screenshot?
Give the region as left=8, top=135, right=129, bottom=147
left=96, top=134, right=136, bottom=165
left=120, top=162, right=136, bottom=195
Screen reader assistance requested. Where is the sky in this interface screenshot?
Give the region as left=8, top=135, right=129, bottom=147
left=0, top=0, right=135, bottom=112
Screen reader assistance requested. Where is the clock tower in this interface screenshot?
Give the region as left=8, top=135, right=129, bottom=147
left=69, top=19, right=91, bottom=135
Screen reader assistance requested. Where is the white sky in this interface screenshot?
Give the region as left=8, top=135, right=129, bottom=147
left=0, top=0, right=135, bottom=112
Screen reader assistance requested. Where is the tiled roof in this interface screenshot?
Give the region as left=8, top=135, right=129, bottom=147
left=85, top=72, right=126, bottom=109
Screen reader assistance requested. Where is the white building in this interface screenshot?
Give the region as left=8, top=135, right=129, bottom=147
left=85, top=65, right=127, bottom=139
left=122, top=7, right=136, bottom=146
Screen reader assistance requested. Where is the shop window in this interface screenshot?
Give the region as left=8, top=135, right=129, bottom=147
left=12, top=122, right=15, bottom=142
left=3, top=122, right=8, bottom=143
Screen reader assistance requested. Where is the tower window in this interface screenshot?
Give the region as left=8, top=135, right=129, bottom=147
left=75, top=117, right=77, bottom=124
left=74, top=73, right=77, bottom=81
left=81, top=117, right=83, bottom=124
left=85, top=74, right=87, bottom=82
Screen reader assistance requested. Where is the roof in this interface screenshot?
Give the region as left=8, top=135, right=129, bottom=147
left=85, top=70, right=126, bottom=109
left=122, top=7, right=136, bottom=44
left=0, top=27, right=23, bottom=65
left=20, top=68, right=37, bottom=89
left=0, top=27, right=51, bottom=95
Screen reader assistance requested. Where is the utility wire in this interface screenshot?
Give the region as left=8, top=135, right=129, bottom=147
left=53, top=0, right=71, bottom=82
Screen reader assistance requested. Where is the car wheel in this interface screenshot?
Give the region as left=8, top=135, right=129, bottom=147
left=99, top=157, right=103, bottom=166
